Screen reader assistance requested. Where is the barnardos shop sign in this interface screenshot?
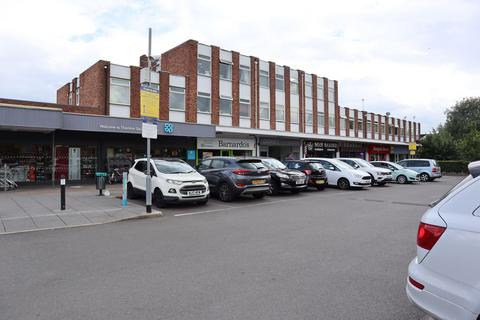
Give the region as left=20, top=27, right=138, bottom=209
left=197, top=138, right=255, bottom=151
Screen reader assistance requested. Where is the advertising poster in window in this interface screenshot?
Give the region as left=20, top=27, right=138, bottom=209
left=140, top=84, right=160, bottom=119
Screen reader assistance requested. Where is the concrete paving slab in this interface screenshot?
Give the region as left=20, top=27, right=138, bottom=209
left=58, top=213, right=92, bottom=226
left=0, top=198, right=28, bottom=219
left=15, top=197, right=52, bottom=216
left=3, top=217, right=36, bottom=233
left=32, top=215, right=66, bottom=229
left=81, top=211, right=116, bottom=224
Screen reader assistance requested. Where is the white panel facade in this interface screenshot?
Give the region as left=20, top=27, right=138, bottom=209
left=275, top=65, right=284, bottom=74
left=110, top=64, right=130, bottom=79
left=198, top=44, right=211, bottom=57
left=259, top=120, right=270, bottom=129
left=240, top=118, right=250, bottom=128
left=109, top=105, right=130, bottom=118
left=259, top=60, right=269, bottom=71
left=306, top=126, right=313, bottom=134
left=239, top=55, right=250, bottom=66
left=276, top=122, right=285, bottom=131
left=291, top=124, right=299, bottom=132
left=140, top=69, right=160, bottom=84
left=305, top=73, right=312, bottom=83
left=197, top=75, right=211, bottom=93
left=240, top=84, right=250, bottom=100
left=169, top=75, right=185, bottom=87
left=219, top=50, right=232, bottom=63
left=219, top=115, right=232, bottom=126
left=197, top=113, right=211, bottom=125
left=291, top=95, right=299, bottom=108
left=219, top=80, right=232, bottom=98
left=260, top=88, right=270, bottom=102
left=275, top=91, right=285, bottom=105
left=169, top=111, right=185, bottom=122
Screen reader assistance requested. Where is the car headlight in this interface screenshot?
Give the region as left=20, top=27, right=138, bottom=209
left=166, top=179, right=183, bottom=185
left=276, top=173, right=289, bottom=179
left=202, top=178, right=208, bottom=184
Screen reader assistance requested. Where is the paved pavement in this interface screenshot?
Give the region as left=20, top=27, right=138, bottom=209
left=0, top=184, right=160, bottom=234
left=0, top=176, right=463, bottom=319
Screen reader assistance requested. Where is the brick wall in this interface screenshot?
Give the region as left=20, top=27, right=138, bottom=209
left=323, top=78, right=329, bottom=134
left=77, top=60, right=110, bottom=115
left=334, top=80, right=340, bottom=136
left=56, top=83, right=69, bottom=105
left=299, top=71, right=305, bottom=133
left=269, top=61, right=276, bottom=130
left=284, top=66, right=291, bottom=131
left=232, top=51, right=240, bottom=127
left=312, top=75, right=318, bottom=134
left=250, top=57, right=258, bottom=128
left=211, top=46, right=220, bottom=125
left=161, top=40, right=197, bottom=123
left=345, top=107, right=350, bottom=136
left=130, top=66, right=140, bottom=118
left=159, top=71, right=169, bottom=121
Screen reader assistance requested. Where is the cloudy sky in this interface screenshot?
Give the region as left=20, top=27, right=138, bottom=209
left=1, top=0, right=479, bottom=131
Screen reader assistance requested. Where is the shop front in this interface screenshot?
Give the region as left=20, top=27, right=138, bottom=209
left=390, top=145, right=410, bottom=162
left=259, top=138, right=301, bottom=160
left=368, top=144, right=391, bottom=161
left=0, top=105, right=215, bottom=185
left=303, top=140, right=338, bottom=158
left=197, top=137, right=256, bottom=161
left=339, top=142, right=366, bottom=159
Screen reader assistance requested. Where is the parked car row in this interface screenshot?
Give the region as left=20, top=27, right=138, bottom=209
left=126, top=156, right=442, bottom=207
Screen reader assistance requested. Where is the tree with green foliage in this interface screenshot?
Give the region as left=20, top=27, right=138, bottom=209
left=419, top=97, right=480, bottom=161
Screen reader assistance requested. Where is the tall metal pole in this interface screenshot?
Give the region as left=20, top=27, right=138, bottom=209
left=145, top=27, right=152, bottom=213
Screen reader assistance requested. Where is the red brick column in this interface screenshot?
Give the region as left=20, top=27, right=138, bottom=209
left=250, top=57, right=259, bottom=128
left=130, top=66, right=140, bottom=118
left=345, top=107, right=350, bottom=136
left=334, top=80, right=340, bottom=136
left=269, top=61, right=276, bottom=130
left=160, top=71, right=169, bottom=121
left=211, top=46, right=220, bottom=125
left=354, top=109, right=359, bottom=138
left=312, top=75, right=318, bottom=134
left=298, top=71, right=304, bottom=133
left=284, top=67, right=291, bottom=131
left=371, top=113, right=375, bottom=138
left=232, top=51, right=240, bottom=127
left=323, top=78, right=329, bottom=134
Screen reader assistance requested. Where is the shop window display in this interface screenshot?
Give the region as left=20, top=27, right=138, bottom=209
left=0, top=144, right=53, bottom=183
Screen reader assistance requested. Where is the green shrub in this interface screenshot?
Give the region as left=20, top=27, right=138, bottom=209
left=437, top=160, right=470, bottom=173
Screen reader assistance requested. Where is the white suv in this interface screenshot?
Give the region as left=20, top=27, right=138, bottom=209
left=127, top=158, right=209, bottom=207
left=406, top=161, right=480, bottom=319
left=338, top=158, right=393, bottom=186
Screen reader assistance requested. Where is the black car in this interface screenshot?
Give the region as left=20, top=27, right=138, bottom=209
left=197, top=157, right=271, bottom=202
left=260, top=157, right=307, bottom=194
left=284, top=160, right=328, bottom=190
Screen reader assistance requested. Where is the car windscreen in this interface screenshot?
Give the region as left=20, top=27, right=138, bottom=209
left=262, top=158, right=287, bottom=170
left=154, top=160, right=195, bottom=174
left=356, top=159, right=374, bottom=168
left=237, top=160, right=266, bottom=170
left=389, top=162, right=404, bottom=170
left=432, top=160, right=438, bottom=167
left=309, top=162, right=323, bottom=170
left=429, top=175, right=473, bottom=207
left=331, top=159, right=355, bottom=171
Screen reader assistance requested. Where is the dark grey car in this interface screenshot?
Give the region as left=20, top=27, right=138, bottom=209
left=197, top=157, right=271, bottom=202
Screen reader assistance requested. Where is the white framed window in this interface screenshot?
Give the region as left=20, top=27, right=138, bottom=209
left=240, top=99, right=250, bottom=118
left=197, top=92, right=211, bottom=113
left=290, top=80, right=299, bottom=95
left=329, top=115, right=335, bottom=128
left=318, top=112, right=325, bottom=127
left=169, top=86, right=185, bottom=111
left=240, top=65, right=250, bottom=85
left=388, top=124, right=393, bottom=135
left=401, top=127, right=405, bottom=136
left=340, top=117, right=346, bottom=130
left=197, top=54, right=211, bottom=76
left=276, top=104, right=285, bottom=122
left=349, top=119, right=354, bottom=130
left=317, top=83, right=324, bottom=100
left=275, top=74, right=284, bottom=91
left=291, top=106, right=299, bottom=124
left=219, top=62, right=232, bottom=80
left=68, top=91, right=72, bottom=105
left=260, top=102, right=270, bottom=120
left=381, top=123, right=386, bottom=134
left=358, top=119, right=363, bottom=131
left=306, top=112, right=313, bottom=126
left=366, top=120, right=372, bottom=132
left=219, top=97, right=232, bottom=115
left=305, top=82, right=312, bottom=97
left=260, top=70, right=269, bottom=88
left=328, top=87, right=335, bottom=102
left=75, top=87, right=80, bottom=106
left=110, top=78, right=130, bottom=105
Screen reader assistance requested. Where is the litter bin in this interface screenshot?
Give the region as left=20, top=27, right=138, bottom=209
left=95, top=172, right=107, bottom=195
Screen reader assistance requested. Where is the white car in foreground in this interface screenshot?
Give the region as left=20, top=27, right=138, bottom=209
left=303, top=158, right=371, bottom=190
left=127, top=158, right=209, bottom=207
left=406, top=160, right=480, bottom=320
left=338, top=157, right=393, bottom=185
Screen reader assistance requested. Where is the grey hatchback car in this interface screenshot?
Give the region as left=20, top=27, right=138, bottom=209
left=397, top=158, right=442, bottom=182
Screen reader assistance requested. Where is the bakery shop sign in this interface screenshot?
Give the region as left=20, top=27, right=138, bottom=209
left=304, top=141, right=338, bottom=152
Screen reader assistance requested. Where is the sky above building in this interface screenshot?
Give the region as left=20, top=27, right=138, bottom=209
left=1, top=0, right=479, bottom=131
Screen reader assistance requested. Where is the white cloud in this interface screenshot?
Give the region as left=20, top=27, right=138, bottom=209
left=0, top=0, right=479, bottom=131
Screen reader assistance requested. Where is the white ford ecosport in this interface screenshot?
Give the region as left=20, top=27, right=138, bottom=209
left=127, top=158, right=209, bottom=207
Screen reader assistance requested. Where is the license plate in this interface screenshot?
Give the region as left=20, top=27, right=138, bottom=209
left=296, top=180, right=304, bottom=185
left=187, top=190, right=203, bottom=196
left=251, top=179, right=265, bottom=185
left=316, top=180, right=325, bottom=184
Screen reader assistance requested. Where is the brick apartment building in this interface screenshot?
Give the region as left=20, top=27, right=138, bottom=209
left=0, top=39, right=420, bottom=185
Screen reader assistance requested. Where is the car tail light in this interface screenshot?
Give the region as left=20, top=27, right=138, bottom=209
left=409, top=277, right=424, bottom=290
left=417, top=222, right=446, bottom=251
left=235, top=182, right=246, bottom=187
left=432, top=167, right=438, bottom=173
left=232, top=169, right=253, bottom=175
left=304, top=169, right=312, bottom=175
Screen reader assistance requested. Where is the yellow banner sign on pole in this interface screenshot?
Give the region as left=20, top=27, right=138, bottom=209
left=140, top=84, right=160, bottom=119
left=410, top=150, right=416, bottom=155
left=408, top=142, right=417, bottom=151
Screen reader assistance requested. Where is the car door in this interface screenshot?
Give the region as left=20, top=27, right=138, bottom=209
left=197, top=159, right=212, bottom=182
left=319, top=160, right=340, bottom=185
left=407, top=160, right=422, bottom=174
left=131, top=160, right=146, bottom=190
left=208, top=159, right=228, bottom=190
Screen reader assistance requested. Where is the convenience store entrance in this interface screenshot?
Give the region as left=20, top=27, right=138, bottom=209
left=197, top=137, right=256, bottom=162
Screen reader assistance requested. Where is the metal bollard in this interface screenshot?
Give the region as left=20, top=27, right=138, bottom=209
left=60, top=176, right=66, bottom=210
left=122, top=172, right=128, bottom=207
left=3, top=163, right=6, bottom=192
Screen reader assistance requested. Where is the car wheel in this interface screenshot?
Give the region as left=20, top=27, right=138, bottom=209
left=153, top=188, right=166, bottom=208
left=368, top=174, right=375, bottom=186
left=316, top=186, right=325, bottom=191
left=252, top=192, right=266, bottom=199
left=378, top=181, right=387, bottom=186
left=337, top=178, right=350, bottom=190
left=218, top=182, right=235, bottom=202
left=270, top=181, right=281, bottom=195
left=127, top=182, right=137, bottom=199
left=397, top=175, right=407, bottom=184
left=419, top=173, right=430, bottom=182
